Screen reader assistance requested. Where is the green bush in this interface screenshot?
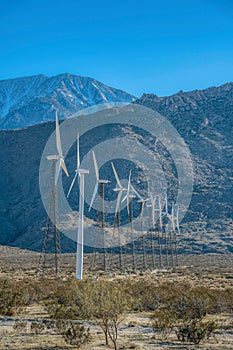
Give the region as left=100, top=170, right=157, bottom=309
left=55, top=320, right=91, bottom=347
left=176, top=318, right=218, bottom=344
left=0, top=280, right=28, bottom=316
left=151, top=309, right=177, bottom=340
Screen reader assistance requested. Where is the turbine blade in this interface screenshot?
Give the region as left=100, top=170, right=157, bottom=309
left=89, top=183, right=99, bottom=211
left=61, top=158, right=69, bottom=177
left=67, top=171, right=78, bottom=198
left=111, top=162, right=122, bottom=188
left=158, top=196, right=163, bottom=231
left=176, top=205, right=180, bottom=234
left=131, top=185, right=142, bottom=200
left=146, top=177, right=150, bottom=197
left=127, top=196, right=130, bottom=216
left=127, top=170, right=131, bottom=196
left=121, top=194, right=127, bottom=204
left=165, top=194, right=168, bottom=214
left=177, top=222, right=181, bottom=235
left=92, top=151, right=99, bottom=181
left=171, top=216, right=176, bottom=231
left=55, top=160, right=61, bottom=186
left=115, top=191, right=123, bottom=216
left=55, top=111, right=62, bottom=157
left=171, top=201, right=174, bottom=216
left=77, top=133, right=80, bottom=169
left=159, top=213, right=163, bottom=231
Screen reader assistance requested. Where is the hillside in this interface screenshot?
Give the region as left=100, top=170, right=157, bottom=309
left=0, top=82, right=232, bottom=253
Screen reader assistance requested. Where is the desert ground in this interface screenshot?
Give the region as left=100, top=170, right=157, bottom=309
left=0, top=246, right=233, bottom=350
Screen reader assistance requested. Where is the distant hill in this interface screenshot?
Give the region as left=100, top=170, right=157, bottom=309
left=0, top=82, right=232, bottom=254
left=135, top=83, right=233, bottom=253
left=0, top=73, right=136, bottom=129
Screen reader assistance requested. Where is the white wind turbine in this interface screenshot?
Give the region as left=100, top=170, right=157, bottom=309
left=147, top=190, right=158, bottom=229
left=89, top=151, right=110, bottom=213
left=174, top=204, right=181, bottom=235
left=111, top=162, right=127, bottom=271
left=168, top=202, right=180, bottom=266
left=146, top=192, right=164, bottom=269
left=67, top=133, right=89, bottom=280
left=47, top=111, right=69, bottom=186
left=137, top=194, right=150, bottom=270
left=174, top=204, right=180, bottom=265
left=121, top=171, right=142, bottom=272
left=121, top=171, right=142, bottom=214
left=111, top=162, right=127, bottom=219
left=89, top=151, right=110, bottom=271
left=40, top=111, right=69, bottom=275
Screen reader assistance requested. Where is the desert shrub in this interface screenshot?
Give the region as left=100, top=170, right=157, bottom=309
left=175, top=318, right=218, bottom=344
left=30, top=321, right=45, bottom=334
left=0, top=279, right=28, bottom=316
left=44, top=279, right=130, bottom=350
left=161, top=283, right=213, bottom=320
left=13, top=321, right=27, bottom=333
left=44, top=280, right=88, bottom=320
left=121, top=280, right=160, bottom=312
left=150, top=282, right=220, bottom=344
left=55, top=320, right=91, bottom=347
left=213, top=288, right=233, bottom=314
left=85, top=280, right=130, bottom=350
left=151, top=309, right=177, bottom=340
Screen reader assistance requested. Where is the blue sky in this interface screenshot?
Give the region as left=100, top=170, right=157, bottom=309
left=0, top=0, right=232, bottom=96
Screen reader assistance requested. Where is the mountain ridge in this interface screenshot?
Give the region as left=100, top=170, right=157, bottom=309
left=0, top=80, right=232, bottom=254
left=0, top=73, right=136, bottom=129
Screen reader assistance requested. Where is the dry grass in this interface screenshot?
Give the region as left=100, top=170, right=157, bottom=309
left=1, top=246, right=233, bottom=349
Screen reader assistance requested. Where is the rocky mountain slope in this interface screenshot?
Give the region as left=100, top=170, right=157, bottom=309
left=136, top=83, right=233, bottom=253
left=0, top=82, right=232, bottom=253
left=0, top=73, right=135, bottom=129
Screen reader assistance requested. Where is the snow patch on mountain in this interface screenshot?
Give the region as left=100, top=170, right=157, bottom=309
left=0, top=73, right=136, bottom=129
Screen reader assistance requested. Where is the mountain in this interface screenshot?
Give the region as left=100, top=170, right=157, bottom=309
left=0, top=73, right=136, bottom=129
left=0, top=82, right=232, bottom=254
left=136, top=83, right=233, bottom=252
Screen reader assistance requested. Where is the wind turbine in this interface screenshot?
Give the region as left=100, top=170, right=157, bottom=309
left=159, top=193, right=171, bottom=267
left=49, top=111, right=69, bottom=186
left=39, top=111, right=69, bottom=275
left=173, top=204, right=180, bottom=266
left=111, top=162, right=127, bottom=271
left=89, top=151, right=110, bottom=271
left=111, top=162, right=127, bottom=221
left=146, top=189, right=160, bottom=269
left=121, top=171, right=141, bottom=273
left=156, top=195, right=164, bottom=268
left=147, top=190, right=160, bottom=229
left=89, top=151, right=110, bottom=214
left=174, top=204, right=181, bottom=236
left=163, top=198, right=180, bottom=268
left=67, top=133, right=89, bottom=280
left=67, top=132, right=80, bottom=198
left=137, top=195, right=150, bottom=270
left=165, top=201, right=176, bottom=267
